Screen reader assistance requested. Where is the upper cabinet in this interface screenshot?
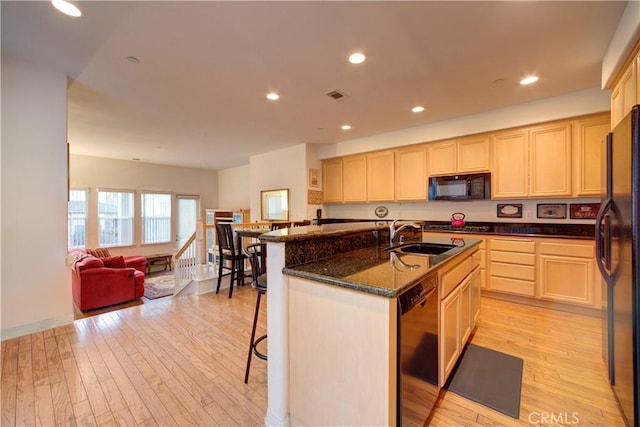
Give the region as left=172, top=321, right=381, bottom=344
left=573, top=113, right=610, bottom=196
left=529, top=122, right=572, bottom=197
left=322, top=112, right=607, bottom=204
left=610, top=42, right=640, bottom=127
left=367, top=151, right=395, bottom=202
left=342, top=155, right=367, bottom=202
left=457, top=136, right=491, bottom=173
left=427, top=136, right=490, bottom=176
left=492, top=129, right=529, bottom=199
left=427, top=140, right=457, bottom=175
left=322, top=158, right=343, bottom=203
left=395, top=146, right=427, bottom=201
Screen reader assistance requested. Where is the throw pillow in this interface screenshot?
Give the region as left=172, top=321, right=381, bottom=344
left=102, top=256, right=127, bottom=269
left=88, top=248, right=112, bottom=258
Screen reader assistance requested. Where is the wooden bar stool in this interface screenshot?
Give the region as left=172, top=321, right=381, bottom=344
left=215, top=223, right=247, bottom=298
left=244, top=243, right=267, bottom=383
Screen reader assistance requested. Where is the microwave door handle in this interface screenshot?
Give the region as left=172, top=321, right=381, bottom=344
left=595, top=198, right=613, bottom=281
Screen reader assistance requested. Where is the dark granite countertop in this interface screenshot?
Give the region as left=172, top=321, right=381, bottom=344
left=283, top=235, right=481, bottom=298
left=258, top=221, right=389, bottom=243
left=421, top=221, right=596, bottom=239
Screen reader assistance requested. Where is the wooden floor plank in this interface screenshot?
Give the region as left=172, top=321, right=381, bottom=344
left=1, top=281, right=627, bottom=426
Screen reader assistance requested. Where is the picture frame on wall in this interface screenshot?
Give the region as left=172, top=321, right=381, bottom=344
left=308, top=168, right=319, bottom=188
left=537, top=203, right=567, bottom=219
left=570, top=203, right=601, bottom=219
left=497, top=203, right=523, bottom=218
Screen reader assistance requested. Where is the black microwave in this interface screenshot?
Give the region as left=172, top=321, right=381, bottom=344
left=428, top=173, right=491, bottom=201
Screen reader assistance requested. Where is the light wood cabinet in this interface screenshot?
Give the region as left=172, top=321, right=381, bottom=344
left=488, top=237, right=536, bottom=297
left=529, top=122, right=572, bottom=197
left=457, top=136, right=491, bottom=173
left=367, top=151, right=395, bottom=202
left=395, top=145, right=427, bottom=201
left=427, top=136, right=490, bottom=176
left=342, top=155, right=367, bottom=202
left=322, top=158, right=343, bottom=203
left=441, top=285, right=461, bottom=384
left=612, top=63, right=636, bottom=127
left=573, top=114, right=610, bottom=196
left=491, top=129, right=529, bottom=199
left=438, top=251, right=480, bottom=386
left=427, top=140, right=457, bottom=176
left=440, top=266, right=479, bottom=385
left=538, top=241, right=598, bottom=308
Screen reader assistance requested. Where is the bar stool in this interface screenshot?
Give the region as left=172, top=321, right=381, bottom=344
left=244, top=242, right=267, bottom=383
left=215, top=223, right=247, bottom=298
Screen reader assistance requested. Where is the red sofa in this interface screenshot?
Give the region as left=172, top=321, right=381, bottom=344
left=70, top=250, right=146, bottom=311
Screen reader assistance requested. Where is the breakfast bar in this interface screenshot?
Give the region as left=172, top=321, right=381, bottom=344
left=258, top=222, right=481, bottom=426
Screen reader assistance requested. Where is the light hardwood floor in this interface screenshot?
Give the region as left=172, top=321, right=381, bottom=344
left=2, top=285, right=625, bottom=426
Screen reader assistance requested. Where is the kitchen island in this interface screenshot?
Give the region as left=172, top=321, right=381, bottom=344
left=259, top=222, right=481, bottom=426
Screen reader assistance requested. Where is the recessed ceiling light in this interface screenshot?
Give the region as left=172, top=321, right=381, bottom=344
left=341, top=124, right=352, bottom=130
left=51, top=0, right=82, bottom=17
left=520, top=75, right=539, bottom=85
left=266, top=92, right=280, bottom=101
left=412, top=106, right=425, bottom=113
left=348, top=52, right=366, bottom=64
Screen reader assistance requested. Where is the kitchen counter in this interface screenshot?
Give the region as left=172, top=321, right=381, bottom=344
left=262, top=222, right=481, bottom=426
left=422, top=221, right=595, bottom=239
left=283, top=235, right=480, bottom=297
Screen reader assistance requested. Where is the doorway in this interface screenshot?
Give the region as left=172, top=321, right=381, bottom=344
left=176, top=195, right=199, bottom=249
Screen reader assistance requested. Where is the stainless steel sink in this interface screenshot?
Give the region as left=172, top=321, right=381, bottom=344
left=388, top=242, right=456, bottom=255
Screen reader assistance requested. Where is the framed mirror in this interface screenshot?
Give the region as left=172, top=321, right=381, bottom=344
left=261, top=188, right=289, bottom=221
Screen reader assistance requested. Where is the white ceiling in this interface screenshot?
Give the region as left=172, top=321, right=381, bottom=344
left=1, top=1, right=627, bottom=170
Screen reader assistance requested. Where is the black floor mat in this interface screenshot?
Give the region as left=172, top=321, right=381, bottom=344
left=446, top=344, right=523, bottom=419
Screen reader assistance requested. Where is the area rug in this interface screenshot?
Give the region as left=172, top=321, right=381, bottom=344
left=446, top=344, right=523, bottom=419
left=144, top=273, right=175, bottom=299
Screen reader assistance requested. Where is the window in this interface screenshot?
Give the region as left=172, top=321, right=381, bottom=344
left=141, top=192, right=172, bottom=244
left=98, top=190, right=134, bottom=247
left=68, top=189, right=88, bottom=249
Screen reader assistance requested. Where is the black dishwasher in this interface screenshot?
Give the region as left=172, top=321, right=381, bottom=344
left=397, top=273, right=440, bottom=426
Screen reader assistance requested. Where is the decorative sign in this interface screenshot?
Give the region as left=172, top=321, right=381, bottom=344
left=497, top=203, right=523, bottom=218
left=570, top=203, right=600, bottom=219
left=374, top=206, right=389, bottom=218
left=309, top=168, right=320, bottom=188
left=537, top=203, right=567, bottom=219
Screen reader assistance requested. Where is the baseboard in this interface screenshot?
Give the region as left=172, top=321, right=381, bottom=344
left=482, top=291, right=601, bottom=317
left=1, top=314, right=75, bottom=341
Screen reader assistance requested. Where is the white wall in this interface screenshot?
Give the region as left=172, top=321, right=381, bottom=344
left=1, top=54, right=72, bottom=340
left=318, top=87, right=610, bottom=159
left=249, top=144, right=309, bottom=222
left=70, top=154, right=218, bottom=257
left=602, top=1, right=640, bottom=88
left=218, top=164, right=250, bottom=210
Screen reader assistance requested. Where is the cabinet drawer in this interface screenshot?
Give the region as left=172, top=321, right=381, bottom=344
left=490, top=262, right=535, bottom=281
left=490, top=251, right=535, bottom=265
left=490, top=276, right=535, bottom=296
left=490, top=239, right=535, bottom=253
left=539, top=242, right=594, bottom=258
left=442, top=257, right=473, bottom=298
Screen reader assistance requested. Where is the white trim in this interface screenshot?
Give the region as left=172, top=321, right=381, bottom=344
left=1, top=315, right=74, bottom=341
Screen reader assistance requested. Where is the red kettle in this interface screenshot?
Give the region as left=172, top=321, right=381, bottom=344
left=451, top=212, right=466, bottom=227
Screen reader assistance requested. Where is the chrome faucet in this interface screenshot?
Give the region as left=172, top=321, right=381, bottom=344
left=389, top=219, right=422, bottom=244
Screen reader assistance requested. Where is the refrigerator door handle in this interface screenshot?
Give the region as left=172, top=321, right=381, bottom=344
left=595, top=197, right=613, bottom=281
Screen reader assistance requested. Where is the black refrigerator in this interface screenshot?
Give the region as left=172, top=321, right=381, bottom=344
left=596, top=105, right=640, bottom=426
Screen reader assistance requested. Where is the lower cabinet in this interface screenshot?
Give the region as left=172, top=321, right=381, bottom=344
left=538, top=241, right=596, bottom=307
left=439, top=262, right=480, bottom=386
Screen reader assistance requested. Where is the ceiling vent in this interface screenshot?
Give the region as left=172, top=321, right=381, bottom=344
left=326, top=89, right=349, bottom=101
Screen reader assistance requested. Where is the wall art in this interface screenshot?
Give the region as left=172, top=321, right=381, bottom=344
left=536, top=203, right=567, bottom=219
left=497, top=203, right=523, bottom=218
left=569, top=203, right=600, bottom=219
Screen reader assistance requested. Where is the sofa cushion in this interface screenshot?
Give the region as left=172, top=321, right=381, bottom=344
left=76, top=257, right=104, bottom=271
left=103, top=255, right=127, bottom=269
